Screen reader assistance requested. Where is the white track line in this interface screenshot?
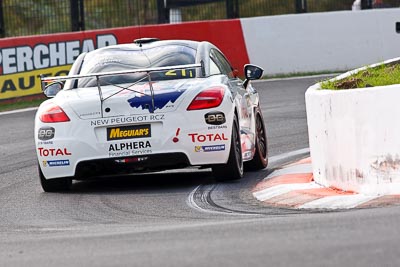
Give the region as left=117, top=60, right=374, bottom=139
left=298, top=195, right=378, bottom=210
left=253, top=182, right=322, bottom=202
left=0, top=107, right=38, bottom=116
left=268, top=148, right=310, bottom=165
left=267, top=163, right=312, bottom=179
left=187, top=148, right=312, bottom=214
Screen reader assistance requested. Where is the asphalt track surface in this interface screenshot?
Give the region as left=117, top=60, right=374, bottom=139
left=1, top=76, right=400, bottom=267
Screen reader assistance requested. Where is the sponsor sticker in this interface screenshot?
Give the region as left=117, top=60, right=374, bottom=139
left=188, top=133, right=228, bottom=143
left=204, top=111, right=226, bottom=125
left=195, top=145, right=226, bottom=152
left=90, top=115, right=164, bottom=126
left=43, top=160, right=70, bottom=167
left=38, top=147, right=71, bottom=157
left=108, top=141, right=152, bottom=157
left=127, top=90, right=185, bottom=113
left=107, top=124, right=151, bottom=141
left=38, top=127, right=55, bottom=141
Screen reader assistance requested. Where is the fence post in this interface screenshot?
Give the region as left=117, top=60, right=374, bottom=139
left=0, top=0, right=4, bottom=37
left=157, top=0, right=168, bottom=23
left=226, top=0, right=239, bottom=19
left=79, top=0, right=84, bottom=30
left=295, top=0, right=307, bottom=13
left=70, top=0, right=84, bottom=31
left=361, top=0, right=372, bottom=9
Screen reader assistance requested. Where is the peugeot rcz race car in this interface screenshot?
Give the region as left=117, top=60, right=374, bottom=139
left=35, top=38, right=268, bottom=192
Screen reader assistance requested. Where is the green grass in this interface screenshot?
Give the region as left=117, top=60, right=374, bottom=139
left=264, top=70, right=345, bottom=80
left=0, top=98, right=45, bottom=112
left=320, top=63, right=400, bottom=90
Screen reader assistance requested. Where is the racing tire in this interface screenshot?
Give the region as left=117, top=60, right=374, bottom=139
left=212, top=114, right=244, bottom=181
left=38, top=164, right=72, bottom=192
left=245, top=108, right=268, bottom=171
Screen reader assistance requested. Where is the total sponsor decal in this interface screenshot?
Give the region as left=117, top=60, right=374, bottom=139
left=107, top=124, right=151, bottom=141
left=188, top=133, right=228, bottom=143
left=43, top=160, right=70, bottom=167
left=38, top=147, right=71, bottom=157
left=194, top=144, right=225, bottom=152
left=0, top=34, right=117, bottom=100
left=127, top=89, right=185, bottom=112
left=108, top=141, right=152, bottom=157
left=90, top=114, right=164, bottom=126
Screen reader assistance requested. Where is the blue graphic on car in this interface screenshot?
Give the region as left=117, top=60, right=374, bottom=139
left=127, top=90, right=185, bottom=112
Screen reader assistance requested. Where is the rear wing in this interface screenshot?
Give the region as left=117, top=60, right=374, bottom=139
left=39, top=63, right=203, bottom=114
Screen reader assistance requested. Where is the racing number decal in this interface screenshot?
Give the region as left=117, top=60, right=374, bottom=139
left=165, top=69, right=194, bottom=78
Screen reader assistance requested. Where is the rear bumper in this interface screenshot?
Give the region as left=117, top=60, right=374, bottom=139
left=74, top=152, right=191, bottom=179
left=35, top=109, right=234, bottom=180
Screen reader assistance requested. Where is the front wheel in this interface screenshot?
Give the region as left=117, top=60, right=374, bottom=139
left=212, top=114, right=243, bottom=181
left=38, top=164, right=72, bottom=192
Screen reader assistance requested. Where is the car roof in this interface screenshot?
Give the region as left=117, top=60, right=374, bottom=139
left=90, top=39, right=201, bottom=54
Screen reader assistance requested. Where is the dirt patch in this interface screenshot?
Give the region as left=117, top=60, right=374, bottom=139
left=333, top=77, right=363, bottom=89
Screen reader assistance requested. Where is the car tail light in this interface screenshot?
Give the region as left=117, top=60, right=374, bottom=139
left=187, top=87, right=225, bottom=110
left=39, top=103, right=70, bottom=123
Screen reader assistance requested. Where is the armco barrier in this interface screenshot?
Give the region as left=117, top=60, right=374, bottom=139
left=305, top=58, right=400, bottom=195
left=0, top=20, right=249, bottom=101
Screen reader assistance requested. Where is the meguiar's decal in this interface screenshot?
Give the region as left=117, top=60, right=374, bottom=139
left=107, top=124, right=151, bottom=141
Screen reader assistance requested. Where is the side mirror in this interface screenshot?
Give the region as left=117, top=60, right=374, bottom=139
left=244, top=64, right=264, bottom=80
left=44, top=82, right=63, bottom=98
left=243, top=64, right=264, bottom=88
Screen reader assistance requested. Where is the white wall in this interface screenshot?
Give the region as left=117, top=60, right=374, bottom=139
left=241, top=9, right=400, bottom=76
left=305, top=59, right=400, bottom=195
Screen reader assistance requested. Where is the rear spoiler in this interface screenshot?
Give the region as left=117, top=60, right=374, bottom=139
left=39, top=63, right=203, bottom=114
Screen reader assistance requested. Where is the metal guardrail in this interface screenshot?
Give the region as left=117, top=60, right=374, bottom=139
left=1, top=0, right=399, bottom=38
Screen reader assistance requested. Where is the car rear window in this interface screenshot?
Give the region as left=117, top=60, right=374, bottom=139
left=78, top=45, right=197, bottom=88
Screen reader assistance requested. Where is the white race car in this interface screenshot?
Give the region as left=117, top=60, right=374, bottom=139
left=35, top=38, right=268, bottom=192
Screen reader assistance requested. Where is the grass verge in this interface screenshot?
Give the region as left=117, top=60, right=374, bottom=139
left=320, top=63, right=400, bottom=90
left=0, top=95, right=46, bottom=112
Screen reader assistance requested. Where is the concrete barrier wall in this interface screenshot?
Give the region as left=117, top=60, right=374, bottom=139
left=305, top=58, right=400, bottom=195
left=241, top=9, right=400, bottom=75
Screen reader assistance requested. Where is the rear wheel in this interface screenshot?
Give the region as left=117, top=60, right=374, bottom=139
left=212, top=114, right=243, bottom=181
left=245, top=109, right=268, bottom=170
left=38, top=164, right=72, bottom=192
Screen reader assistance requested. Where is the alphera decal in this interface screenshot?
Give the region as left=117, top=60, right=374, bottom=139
left=108, top=141, right=152, bottom=157
left=127, top=90, right=185, bottom=112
